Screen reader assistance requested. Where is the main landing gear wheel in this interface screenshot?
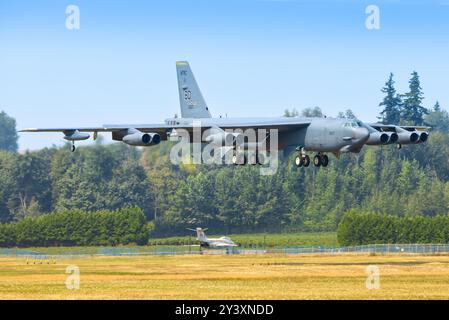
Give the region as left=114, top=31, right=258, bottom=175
left=232, top=154, right=238, bottom=165
left=303, top=155, right=310, bottom=167
left=232, top=152, right=246, bottom=165
left=313, top=155, right=322, bottom=167
left=295, top=147, right=310, bottom=168
left=321, top=154, right=329, bottom=167
left=257, top=153, right=266, bottom=165
left=295, top=155, right=303, bottom=167
left=248, top=152, right=259, bottom=166
left=313, top=154, right=329, bottom=167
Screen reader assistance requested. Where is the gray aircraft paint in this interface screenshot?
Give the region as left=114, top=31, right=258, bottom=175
left=20, top=61, right=428, bottom=161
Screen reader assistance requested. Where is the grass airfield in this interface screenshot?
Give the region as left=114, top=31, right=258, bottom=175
left=1, top=253, right=449, bottom=299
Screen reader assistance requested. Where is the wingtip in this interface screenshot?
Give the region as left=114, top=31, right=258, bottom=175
left=176, top=61, right=189, bottom=66
left=18, top=128, right=37, bottom=132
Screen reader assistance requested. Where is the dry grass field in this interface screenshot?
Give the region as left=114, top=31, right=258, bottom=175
left=1, top=253, right=449, bottom=299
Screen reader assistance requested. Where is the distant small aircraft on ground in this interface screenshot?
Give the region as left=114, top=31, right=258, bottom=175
left=187, top=228, right=238, bottom=249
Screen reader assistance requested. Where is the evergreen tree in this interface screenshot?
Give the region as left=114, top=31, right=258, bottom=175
left=283, top=108, right=299, bottom=117
left=337, top=109, right=356, bottom=119
left=0, top=111, right=19, bottom=152
left=425, top=101, right=449, bottom=132
left=379, top=73, right=401, bottom=124
left=401, top=71, right=428, bottom=125
left=301, top=106, right=323, bottom=118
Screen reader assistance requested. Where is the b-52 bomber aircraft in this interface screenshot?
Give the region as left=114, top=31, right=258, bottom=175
left=21, top=61, right=429, bottom=167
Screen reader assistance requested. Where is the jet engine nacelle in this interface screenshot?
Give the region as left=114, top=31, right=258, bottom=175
left=416, top=131, right=429, bottom=143
left=63, top=130, right=90, bottom=141
left=397, top=131, right=420, bottom=144
left=366, top=132, right=398, bottom=145
left=122, top=130, right=161, bottom=146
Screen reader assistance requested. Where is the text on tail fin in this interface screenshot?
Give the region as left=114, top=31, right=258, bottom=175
left=176, top=61, right=212, bottom=118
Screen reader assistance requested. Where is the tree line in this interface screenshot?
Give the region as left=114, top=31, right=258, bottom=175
left=0, top=207, right=148, bottom=247
left=337, top=210, right=449, bottom=246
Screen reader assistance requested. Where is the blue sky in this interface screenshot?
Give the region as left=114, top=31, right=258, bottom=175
left=1, top=0, right=448, bottom=150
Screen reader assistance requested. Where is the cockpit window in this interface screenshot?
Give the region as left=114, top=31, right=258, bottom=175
left=343, top=121, right=361, bottom=128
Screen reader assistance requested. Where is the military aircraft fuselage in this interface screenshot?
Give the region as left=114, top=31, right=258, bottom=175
left=163, top=116, right=370, bottom=154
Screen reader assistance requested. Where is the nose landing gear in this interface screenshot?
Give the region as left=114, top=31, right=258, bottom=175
left=70, top=141, right=76, bottom=152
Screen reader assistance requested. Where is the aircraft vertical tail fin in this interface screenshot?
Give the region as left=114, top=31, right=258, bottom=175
left=176, top=61, right=212, bottom=118
left=187, top=227, right=208, bottom=241
left=196, top=228, right=208, bottom=242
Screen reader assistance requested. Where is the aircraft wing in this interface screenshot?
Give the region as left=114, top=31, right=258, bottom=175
left=368, top=123, right=430, bottom=132
left=20, top=118, right=312, bottom=150
left=20, top=124, right=173, bottom=134
left=213, top=119, right=311, bottom=132
left=212, top=243, right=238, bottom=247
left=20, top=119, right=312, bottom=135
left=104, top=118, right=312, bottom=133
left=19, top=124, right=176, bottom=141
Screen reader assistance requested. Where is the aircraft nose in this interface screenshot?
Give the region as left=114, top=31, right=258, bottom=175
left=352, top=127, right=370, bottom=142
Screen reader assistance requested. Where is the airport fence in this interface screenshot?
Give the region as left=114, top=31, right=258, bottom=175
left=268, top=244, right=449, bottom=255
left=1, top=244, right=449, bottom=258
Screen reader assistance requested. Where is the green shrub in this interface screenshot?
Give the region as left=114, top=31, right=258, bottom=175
left=338, top=211, right=449, bottom=246
left=0, top=207, right=148, bottom=247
